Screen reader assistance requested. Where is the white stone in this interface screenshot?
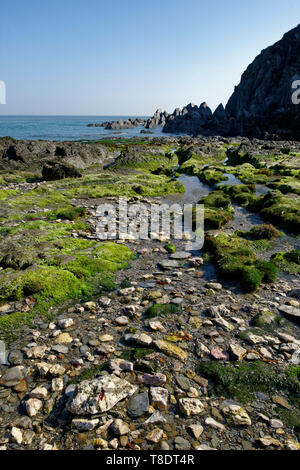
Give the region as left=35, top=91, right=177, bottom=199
left=67, top=374, right=137, bottom=415
left=178, top=398, right=205, bottom=416
left=25, top=398, right=43, bottom=417
left=150, top=387, right=169, bottom=410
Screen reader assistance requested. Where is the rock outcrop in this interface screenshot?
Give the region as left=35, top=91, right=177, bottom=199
left=225, top=23, right=300, bottom=139
left=162, top=24, right=300, bottom=139
left=0, top=138, right=114, bottom=171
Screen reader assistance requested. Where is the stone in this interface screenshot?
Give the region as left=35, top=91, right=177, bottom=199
left=10, top=427, right=23, bottom=445
left=205, top=417, right=225, bottom=431
left=206, top=282, right=223, bottom=291
left=25, top=398, right=43, bottom=417
left=99, top=334, right=114, bottom=342
left=229, top=343, right=247, bottom=360
left=67, top=375, right=137, bottom=415
left=57, top=318, right=74, bottom=329
left=108, top=359, right=133, bottom=376
left=154, top=340, right=188, bottom=361
left=114, top=316, right=129, bottom=326
left=272, top=395, right=292, bottom=410
left=51, top=345, right=69, bottom=354
left=72, top=418, right=99, bottom=431
left=210, top=346, right=229, bottom=361
left=169, top=251, right=191, bottom=260
left=188, top=424, right=204, bottom=439
left=54, top=333, right=73, bottom=344
left=252, top=311, right=278, bottom=327
left=207, top=304, right=230, bottom=318
left=270, top=419, right=283, bottom=428
left=143, top=411, right=167, bottom=426
left=138, top=373, right=166, bottom=386
left=150, top=387, right=169, bottom=410
left=26, top=345, right=47, bottom=359
left=110, top=419, right=130, bottom=436
left=127, top=392, right=149, bottom=418
left=0, top=366, right=24, bottom=387
left=29, top=385, right=48, bottom=399
left=123, top=333, right=152, bottom=347
left=278, top=305, right=300, bottom=321
left=178, top=398, right=205, bottom=416
left=146, top=428, right=164, bottom=443
left=148, top=320, right=166, bottom=332
left=221, top=402, right=251, bottom=426
left=247, top=334, right=266, bottom=345
left=174, top=436, right=191, bottom=450
left=51, top=377, right=64, bottom=392
left=158, top=260, right=179, bottom=270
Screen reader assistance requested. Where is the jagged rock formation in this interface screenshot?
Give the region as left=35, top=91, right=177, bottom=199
left=225, top=24, right=300, bottom=138
left=87, top=118, right=145, bottom=130
left=144, top=109, right=170, bottom=129
left=162, top=24, right=300, bottom=139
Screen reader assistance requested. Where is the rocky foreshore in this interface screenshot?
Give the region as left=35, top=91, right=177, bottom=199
left=0, top=135, right=299, bottom=450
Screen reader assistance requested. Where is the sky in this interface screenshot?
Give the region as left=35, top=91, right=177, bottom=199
left=1, top=0, right=300, bottom=115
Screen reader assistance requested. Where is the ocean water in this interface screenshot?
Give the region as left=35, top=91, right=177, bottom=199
left=0, top=115, right=171, bottom=141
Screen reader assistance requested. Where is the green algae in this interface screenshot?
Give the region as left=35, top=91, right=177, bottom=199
left=198, top=361, right=300, bottom=406
left=204, top=233, right=278, bottom=292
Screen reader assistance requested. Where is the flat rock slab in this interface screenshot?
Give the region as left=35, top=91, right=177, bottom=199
left=169, top=252, right=191, bottom=260
left=278, top=305, right=300, bottom=321
left=158, top=260, right=179, bottom=270
left=66, top=375, right=137, bottom=415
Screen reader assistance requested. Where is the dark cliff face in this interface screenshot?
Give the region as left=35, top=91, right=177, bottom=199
left=162, top=24, right=300, bottom=139
left=225, top=24, right=300, bottom=138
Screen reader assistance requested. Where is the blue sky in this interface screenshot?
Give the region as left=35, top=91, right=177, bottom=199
left=1, top=0, right=300, bottom=115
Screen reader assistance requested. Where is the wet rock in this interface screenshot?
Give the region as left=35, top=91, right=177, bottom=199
left=110, top=419, right=130, bottom=436
left=72, top=418, right=99, bottom=431
left=169, top=251, right=191, bottom=260
left=138, top=373, right=166, bottom=386
left=158, top=260, right=179, bottom=270
left=154, top=340, right=188, bottom=361
left=127, top=392, right=149, bottom=418
left=278, top=305, right=300, bottom=321
left=174, top=436, right=191, bottom=450
left=0, top=366, right=24, bottom=387
left=67, top=375, right=137, bottom=415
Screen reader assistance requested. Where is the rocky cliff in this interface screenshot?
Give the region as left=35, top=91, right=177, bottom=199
left=162, top=24, right=300, bottom=139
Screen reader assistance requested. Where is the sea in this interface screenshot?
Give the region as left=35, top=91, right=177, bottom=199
left=0, top=115, right=172, bottom=141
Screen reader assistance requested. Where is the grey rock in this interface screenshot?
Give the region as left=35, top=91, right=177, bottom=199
left=126, top=392, right=149, bottom=418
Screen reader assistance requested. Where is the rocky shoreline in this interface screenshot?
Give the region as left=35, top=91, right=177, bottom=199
left=0, top=135, right=299, bottom=451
